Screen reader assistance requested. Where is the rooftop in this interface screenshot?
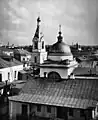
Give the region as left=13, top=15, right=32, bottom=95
left=14, top=49, right=31, bottom=56
left=9, top=78, right=98, bottom=109
left=0, top=57, right=22, bottom=68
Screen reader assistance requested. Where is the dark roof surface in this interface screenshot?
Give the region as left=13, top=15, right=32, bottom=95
left=0, top=57, right=22, bottom=68
left=9, top=78, right=98, bottom=109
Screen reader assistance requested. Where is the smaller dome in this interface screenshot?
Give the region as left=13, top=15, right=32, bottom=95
left=49, top=41, right=72, bottom=56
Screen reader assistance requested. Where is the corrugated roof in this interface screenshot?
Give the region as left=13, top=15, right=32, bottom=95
left=0, top=57, right=22, bottom=68
left=9, top=78, right=98, bottom=109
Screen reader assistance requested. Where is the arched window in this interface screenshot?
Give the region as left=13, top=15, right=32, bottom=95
left=14, top=71, right=17, bottom=78
left=48, top=71, right=61, bottom=81
left=8, top=72, right=10, bottom=80
left=42, top=41, right=44, bottom=49
left=34, top=42, right=38, bottom=49
left=34, top=56, right=37, bottom=63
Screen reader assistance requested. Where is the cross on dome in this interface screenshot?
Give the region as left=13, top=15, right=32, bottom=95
left=57, top=24, right=63, bottom=42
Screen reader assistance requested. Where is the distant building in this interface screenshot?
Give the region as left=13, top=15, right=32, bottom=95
left=14, top=49, right=32, bottom=69
left=74, top=57, right=98, bottom=76
left=0, top=47, right=14, bottom=57
left=0, top=57, right=23, bottom=82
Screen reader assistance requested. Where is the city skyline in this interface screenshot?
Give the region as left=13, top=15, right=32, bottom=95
left=0, top=0, right=97, bottom=46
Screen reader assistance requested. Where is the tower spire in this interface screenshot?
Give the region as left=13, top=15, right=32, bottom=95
left=59, top=24, right=62, bottom=34
left=57, top=24, right=63, bottom=42
left=37, top=16, right=41, bottom=26
left=34, top=16, right=41, bottom=39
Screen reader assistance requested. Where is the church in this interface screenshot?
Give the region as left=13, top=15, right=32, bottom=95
left=32, top=16, right=78, bottom=79
left=8, top=17, right=98, bottom=120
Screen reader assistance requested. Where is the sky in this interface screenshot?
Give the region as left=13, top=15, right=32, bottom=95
left=0, top=0, right=97, bottom=46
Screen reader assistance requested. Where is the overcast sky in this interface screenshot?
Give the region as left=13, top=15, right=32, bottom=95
left=0, top=0, right=97, bottom=46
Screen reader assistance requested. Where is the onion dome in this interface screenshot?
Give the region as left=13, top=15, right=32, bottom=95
left=49, top=25, right=72, bottom=56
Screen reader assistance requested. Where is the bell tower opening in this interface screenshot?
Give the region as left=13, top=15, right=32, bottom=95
left=42, top=41, right=44, bottom=49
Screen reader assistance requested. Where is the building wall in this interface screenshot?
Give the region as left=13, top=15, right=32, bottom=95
left=29, top=104, right=57, bottom=118
left=31, top=52, right=40, bottom=65
left=31, top=52, right=47, bottom=65
left=0, top=64, right=23, bottom=82
left=40, top=66, right=76, bottom=79
left=21, top=55, right=31, bottom=62
left=9, top=101, right=22, bottom=120
left=48, top=55, right=73, bottom=61
left=40, top=52, right=47, bottom=64
left=40, top=67, right=68, bottom=79
left=9, top=101, right=92, bottom=120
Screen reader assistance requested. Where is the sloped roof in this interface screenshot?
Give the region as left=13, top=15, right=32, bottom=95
left=9, top=78, right=98, bottom=109
left=0, top=47, right=13, bottom=52
left=14, top=49, right=31, bottom=56
left=0, top=57, right=22, bottom=68
left=73, top=67, right=97, bottom=76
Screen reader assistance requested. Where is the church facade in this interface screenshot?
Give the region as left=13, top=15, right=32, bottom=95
left=40, top=25, right=78, bottom=79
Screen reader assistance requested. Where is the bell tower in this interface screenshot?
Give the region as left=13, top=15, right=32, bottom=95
left=32, top=16, right=47, bottom=65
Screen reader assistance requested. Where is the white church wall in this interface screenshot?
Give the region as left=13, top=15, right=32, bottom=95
left=48, top=55, right=73, bottom=61
left=40, top=52, right=47, bottom=64
left=40, top=67, right=69, bottom=79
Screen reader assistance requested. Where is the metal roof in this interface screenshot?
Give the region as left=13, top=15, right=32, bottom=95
left=9, top=78, right=98, bottom=109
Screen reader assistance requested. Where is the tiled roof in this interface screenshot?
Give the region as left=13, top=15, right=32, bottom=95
left=0, top=57, right=22, bottom=68
left=9, top=78, right=98, bottom=109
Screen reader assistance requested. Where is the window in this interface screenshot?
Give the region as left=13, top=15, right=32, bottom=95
left=80, top=109, right=85, bottom=117
left=97, top=106, right=98, bottom=112
left=26, top=75, right=28, bottom=79
left=34, top=56, right=37, bottom=63
left=34, top=42, right=38, bottom=49
left=47, top=106, right=51, bottom=113
left=23, top=63, right=25, bottom=67
left=14, top=71, right=16, bottom=78
left=23, top=58, right=25, bottom=61
left=0, top=74, right=2, bottom=82
left=37, top=105, right=41, bottom=112
left=69, top=108, right=73, bottom=116
left=42, top=41, right=44, bottom=49
left=44, top=72, right=47, bottom=78
left=8, top=72, right=10, bottom=80
left=22, top=104, right=28, bottom=115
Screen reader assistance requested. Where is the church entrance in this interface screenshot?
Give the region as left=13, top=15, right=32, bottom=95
left=57, top=107, right=68, bottom=120
left=48, top=71, right=61, bottom=81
